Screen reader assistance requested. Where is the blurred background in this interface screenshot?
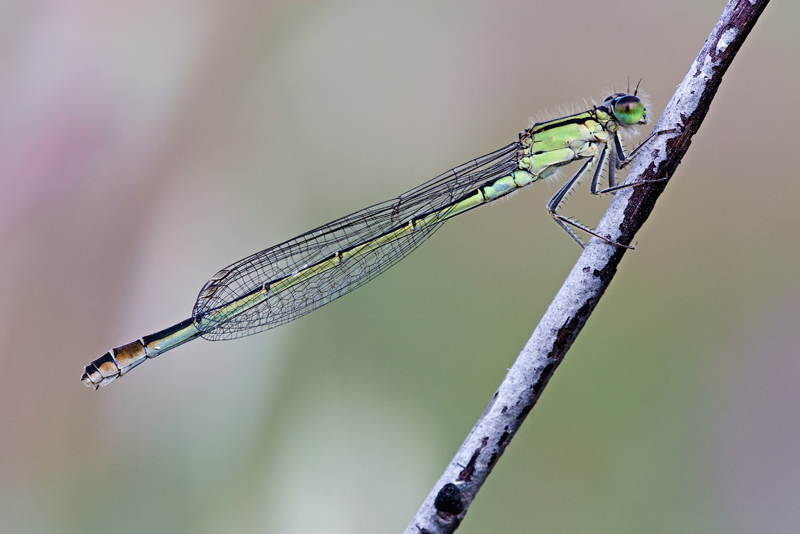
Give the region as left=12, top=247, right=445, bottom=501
left=1, top=0, right=798, bottom=532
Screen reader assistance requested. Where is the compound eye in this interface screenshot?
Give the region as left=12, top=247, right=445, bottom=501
left=613, top=95, right=646, bottom=125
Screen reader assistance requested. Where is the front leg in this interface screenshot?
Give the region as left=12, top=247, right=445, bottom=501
left=592, top=129, right=676, bottom=195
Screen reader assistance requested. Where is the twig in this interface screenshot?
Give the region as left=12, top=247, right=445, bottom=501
left=405, top=1, right=771, bottom=532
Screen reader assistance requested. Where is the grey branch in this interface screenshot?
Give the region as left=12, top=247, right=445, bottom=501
left=405, top=0, right=771, bottom=532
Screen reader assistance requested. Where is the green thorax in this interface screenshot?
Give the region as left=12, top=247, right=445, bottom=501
left=515, top=109, right=610, bottom=177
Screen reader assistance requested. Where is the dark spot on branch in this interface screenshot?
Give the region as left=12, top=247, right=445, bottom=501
left=457, top=437, right=488, bottom=482
left=497, top=430, right=510, bottom=448
left=434, top=483, right=464, bottom=515
left=592, top=261, right=616, bottom=284
left=516, top=402, right=534, bottom=421
left=532, top=363, right=555, bottom=395
left=549, top=300, right=592, bottom=359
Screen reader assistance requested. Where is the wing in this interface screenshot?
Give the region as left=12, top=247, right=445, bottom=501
left=193, top=142, right=521, bottom=340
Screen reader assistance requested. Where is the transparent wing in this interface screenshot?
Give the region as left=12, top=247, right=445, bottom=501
left=194, top=142, right=521, bottom=340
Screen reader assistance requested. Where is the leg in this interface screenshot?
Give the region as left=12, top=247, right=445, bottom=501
left=547, top=154, right=634, bottom=250
left=592, top=128, right=676, bottom=195
left=589, top=144, right=613, bottom=194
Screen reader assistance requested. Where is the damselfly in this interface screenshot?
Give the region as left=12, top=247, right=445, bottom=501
left=82, top=89, right=651, bottom=388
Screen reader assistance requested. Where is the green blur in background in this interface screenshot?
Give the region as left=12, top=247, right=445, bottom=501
left=1, top=1, right=799, bottom=533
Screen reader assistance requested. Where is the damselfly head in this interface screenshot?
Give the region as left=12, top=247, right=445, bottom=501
left=606, top=93, right=647, bottom=126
